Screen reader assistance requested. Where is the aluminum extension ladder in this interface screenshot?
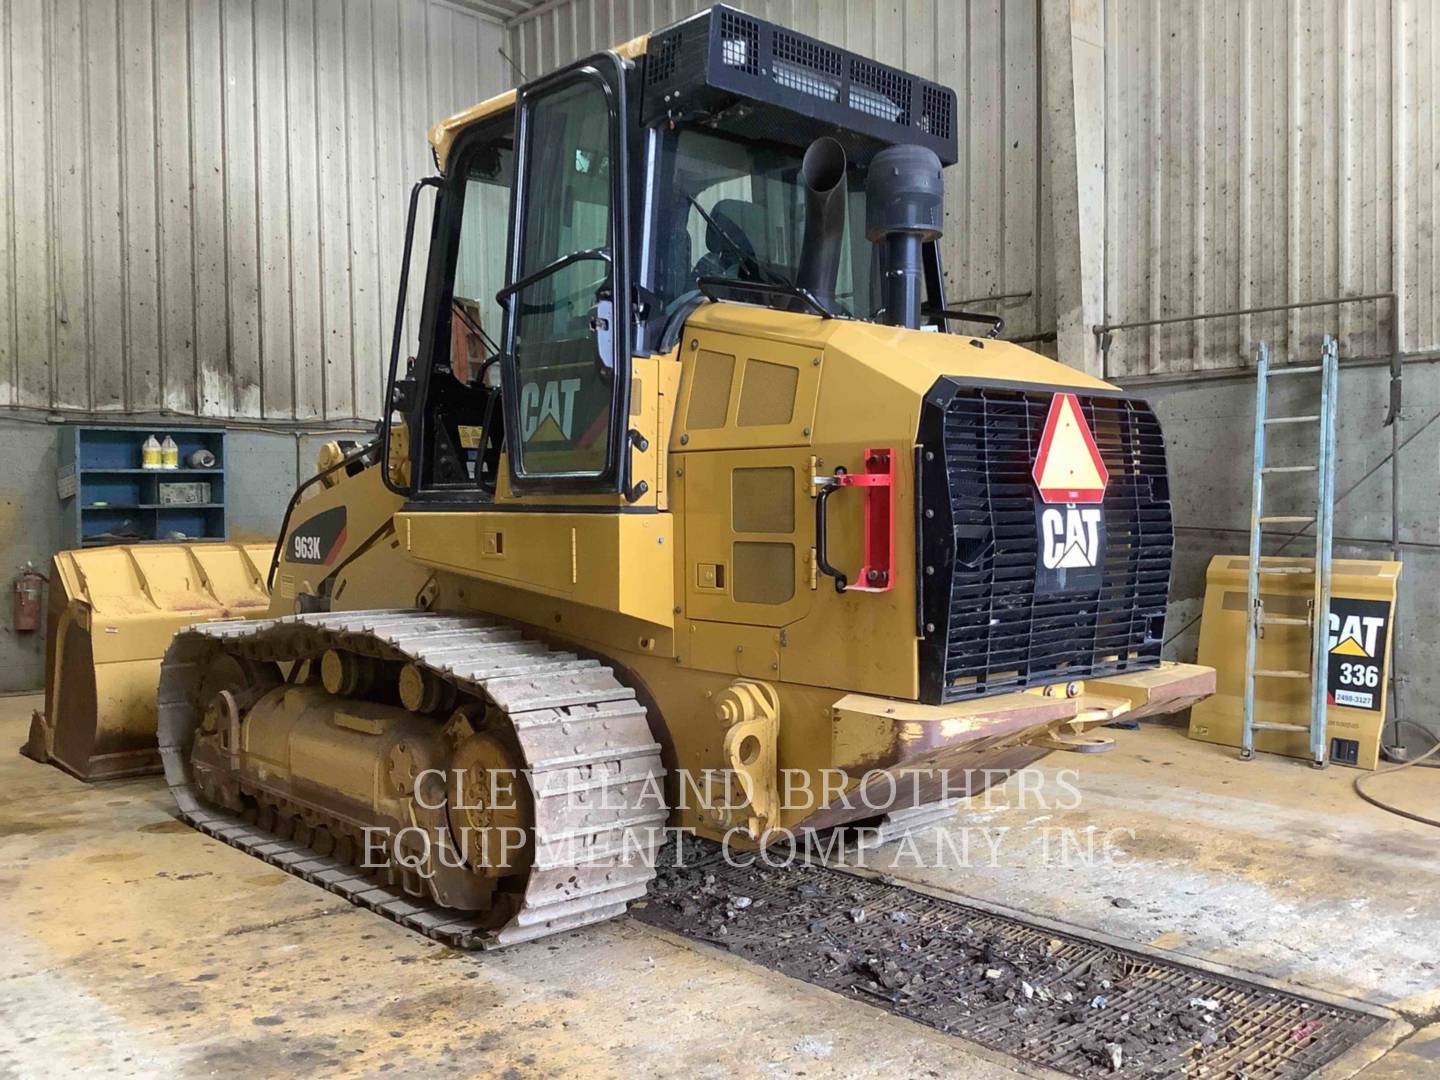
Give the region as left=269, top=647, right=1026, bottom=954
left=1241, top=337, right=1338, bottom=766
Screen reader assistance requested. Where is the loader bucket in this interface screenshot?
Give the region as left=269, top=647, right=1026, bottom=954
left=22, top=542, right=272, bottom=781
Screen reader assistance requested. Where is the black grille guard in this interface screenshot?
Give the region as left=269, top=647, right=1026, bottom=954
left=916, top=377, right=1174, bottom=705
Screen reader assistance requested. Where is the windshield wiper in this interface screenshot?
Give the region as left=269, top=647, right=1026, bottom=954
left=451, top=299, right=499, bottom=355
left=684, top=193, right=773, bottom=283
left=696, top=276, right=832, bottom=319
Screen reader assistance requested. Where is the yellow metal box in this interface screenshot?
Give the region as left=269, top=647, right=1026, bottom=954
left=1187, top=555, right=1400, bottom=769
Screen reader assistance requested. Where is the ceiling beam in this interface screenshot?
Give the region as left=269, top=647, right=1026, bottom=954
left=503, top=0, right=569, bottom=28
left=442, top=0, right=534, bottom=23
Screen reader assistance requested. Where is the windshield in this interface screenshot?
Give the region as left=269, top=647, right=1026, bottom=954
left=650, top=128, right=880, bottom=321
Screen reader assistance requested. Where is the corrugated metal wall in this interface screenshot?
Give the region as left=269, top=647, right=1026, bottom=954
left=509, top=0, right=1052, bottom=341
left=1103, top=0, right=1421, bottom=378
left=0, top=0, right=507, bottom=421
left=6, top=0, right=1435, bottom=410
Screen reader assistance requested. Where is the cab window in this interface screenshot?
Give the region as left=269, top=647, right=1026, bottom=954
left=650, top=128, right=880, bottom=322
left=508, top=78, right=617, bottom=479
left=416, top=130, right=513, bottom=491
left=451, top=142, right=512, bottom=386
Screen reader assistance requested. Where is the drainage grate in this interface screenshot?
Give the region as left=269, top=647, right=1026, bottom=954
left=633, top=840, right=1387, bottom=1079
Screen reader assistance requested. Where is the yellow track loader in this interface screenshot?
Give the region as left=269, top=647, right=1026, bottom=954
left=156, top=5, right=1213, bottom=948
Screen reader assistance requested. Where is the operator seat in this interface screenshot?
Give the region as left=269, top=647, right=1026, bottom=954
left=693, top=198, right=770, bottom=281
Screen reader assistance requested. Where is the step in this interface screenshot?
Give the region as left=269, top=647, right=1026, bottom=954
left=1253, top=668, right=1310, bottom=679
left=1259, top=615, right=1312, bottom=627
left=1256, top=565, right=1313, bottom=575
left=1262, top=465, right=1319, bottom=473
left=1259, top=515, right=1317, bottom=525
left=1263, top=415, right=1321, bottom=425
left=1266, top=365, right=1322, bottom=376
left=1251, top=722, right=1311, bottom=733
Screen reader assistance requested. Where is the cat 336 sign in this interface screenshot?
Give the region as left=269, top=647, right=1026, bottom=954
left=1327, top=597, right=1391, bottom=712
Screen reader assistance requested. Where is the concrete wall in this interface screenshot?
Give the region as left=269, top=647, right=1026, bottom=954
left=0, top=418, right=367, bottom=694
left=1132, top=356, right=1439, bottom=738
left=0, top=0, right=508, bottom=422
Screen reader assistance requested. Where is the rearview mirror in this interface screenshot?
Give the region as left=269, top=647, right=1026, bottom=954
left=590, top=295, right=614, bottom=378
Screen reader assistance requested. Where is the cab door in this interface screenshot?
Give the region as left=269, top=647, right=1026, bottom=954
left=499, top=53, right=634, bottom=495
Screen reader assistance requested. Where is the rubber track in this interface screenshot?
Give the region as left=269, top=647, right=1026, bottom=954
left=157, top=610, right=668, bottom=949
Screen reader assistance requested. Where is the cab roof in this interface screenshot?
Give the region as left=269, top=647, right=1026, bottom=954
left=429, top=4, right=959, bottom=171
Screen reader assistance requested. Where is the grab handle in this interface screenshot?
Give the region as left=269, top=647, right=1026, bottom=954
left=812, top=449, right=895, bottom=595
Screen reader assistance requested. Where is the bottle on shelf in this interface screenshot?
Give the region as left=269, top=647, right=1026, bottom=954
left=142, top=435, right=162, bottom=470
left=161, top=436, right=180, bottom=470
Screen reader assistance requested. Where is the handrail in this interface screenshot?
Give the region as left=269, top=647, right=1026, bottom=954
left=1093, top=291, right=1396, bottom=339
left=494, top=246, right=611, bottom=306
left=380, top=176, right=443, bottom=499
left=923, top=306, right=1004, bottom=338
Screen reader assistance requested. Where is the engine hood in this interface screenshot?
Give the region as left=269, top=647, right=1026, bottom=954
left=680, top=302, right=1118, bottom=401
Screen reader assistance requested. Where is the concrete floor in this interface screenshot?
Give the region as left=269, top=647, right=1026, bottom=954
left=1, top=693, right=1436, bottom=1078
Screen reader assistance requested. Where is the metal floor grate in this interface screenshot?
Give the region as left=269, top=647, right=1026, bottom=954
left=633, top=840, right=1387, bottom=1078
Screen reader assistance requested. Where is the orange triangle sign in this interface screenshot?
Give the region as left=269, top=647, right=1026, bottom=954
left=1032, top=393, right=1109, bottom=504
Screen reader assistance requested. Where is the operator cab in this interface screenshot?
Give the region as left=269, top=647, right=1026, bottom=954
left=392, top=4, right=969, bottom=505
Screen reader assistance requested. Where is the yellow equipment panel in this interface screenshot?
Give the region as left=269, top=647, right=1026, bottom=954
left=1188, top=555, right=1400, bottom=769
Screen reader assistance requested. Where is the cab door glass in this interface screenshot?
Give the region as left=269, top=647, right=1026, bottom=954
left=452, top=144, right=513, bottom=386
left=419, top=136, right=512, bottom=490
left=511, top=79, right=615, bottom=477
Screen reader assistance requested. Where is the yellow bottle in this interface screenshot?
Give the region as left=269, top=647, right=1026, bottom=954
left=161, top=436, right=180, bottom=470
left=142, top=435, right=162, bottom=470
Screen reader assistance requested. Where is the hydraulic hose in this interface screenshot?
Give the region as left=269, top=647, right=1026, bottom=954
left=1353, top=739, right=1440, bottom=829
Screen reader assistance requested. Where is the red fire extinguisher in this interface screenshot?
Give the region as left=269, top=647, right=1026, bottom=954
left=13, top=563, right=46, bottom=633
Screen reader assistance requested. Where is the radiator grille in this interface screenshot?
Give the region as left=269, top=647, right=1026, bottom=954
left=917, top=380, right=1173, bottom=704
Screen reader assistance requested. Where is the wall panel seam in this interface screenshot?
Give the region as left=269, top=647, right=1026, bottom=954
left=43, top=0, right=57, bottom=406
left=80, top=0, right=96, bottom=409
left=186, top=0, right=201, bottom=415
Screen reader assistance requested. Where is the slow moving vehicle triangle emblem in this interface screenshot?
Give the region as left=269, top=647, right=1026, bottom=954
left=1032, top=393, right=1109, bottom=505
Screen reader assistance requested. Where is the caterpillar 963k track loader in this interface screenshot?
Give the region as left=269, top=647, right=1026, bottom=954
left=157, top=5, right=1214, bottom=948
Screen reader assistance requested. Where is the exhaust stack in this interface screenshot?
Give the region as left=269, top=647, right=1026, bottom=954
left=796, top=137, right=849, bottom=308
left=865, top=145, right=944, bottom=329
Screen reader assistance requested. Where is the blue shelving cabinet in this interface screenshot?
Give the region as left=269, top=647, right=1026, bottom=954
left=58, top=426, right=229, bottom=548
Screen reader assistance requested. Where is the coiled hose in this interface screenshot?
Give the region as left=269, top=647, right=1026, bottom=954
left=1353, top=739, right=1440, bottom=829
